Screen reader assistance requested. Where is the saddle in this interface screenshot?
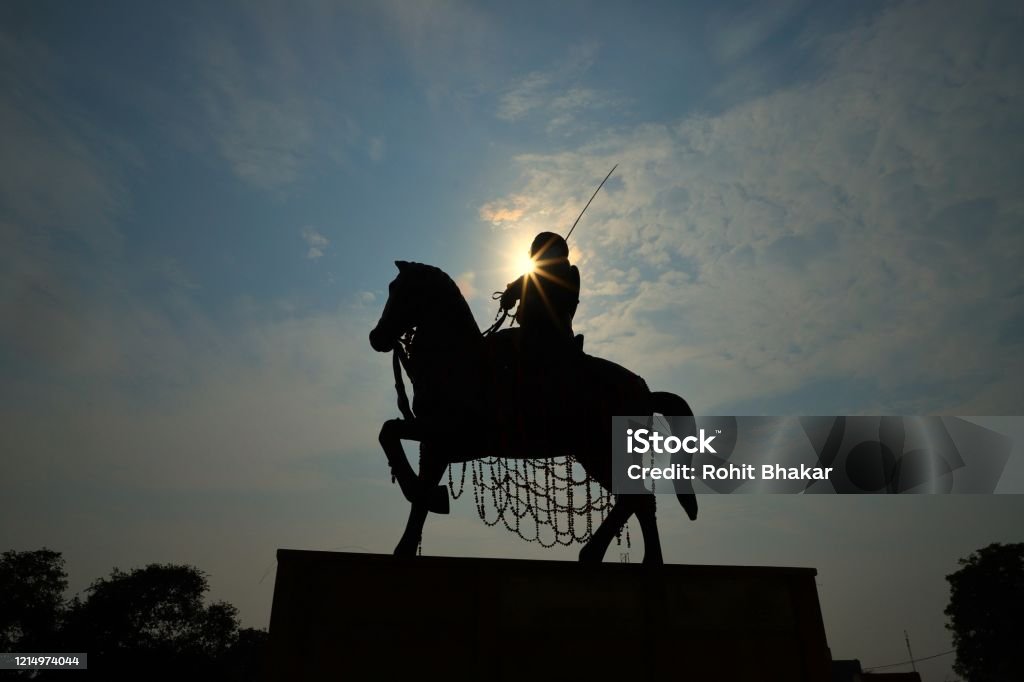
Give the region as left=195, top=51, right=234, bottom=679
left=482, top=329, right=586, bottom=445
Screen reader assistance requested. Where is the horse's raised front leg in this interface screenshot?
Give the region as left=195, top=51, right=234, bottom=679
left=634, top=495, right=664, bottom=565
left=579, top=495, right=635, bottom=563
left=379, top=419, right=449, bottom=514
left=394, top=443, right=449, bottom=557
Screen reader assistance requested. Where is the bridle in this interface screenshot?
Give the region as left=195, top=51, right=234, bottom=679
left=388, top=280, right=515, bottom=423
left=391, top=330, right=415, bottom=421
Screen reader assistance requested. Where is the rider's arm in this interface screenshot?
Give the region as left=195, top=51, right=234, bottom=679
left=500, top=276, right=524, bottom=311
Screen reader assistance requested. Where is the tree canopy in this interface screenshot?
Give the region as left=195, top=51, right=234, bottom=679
left=1, top=549, right=266, bottom=679
left=945, top=542, right=1024, bottom=682
left=63, top=563, right=243, bottom=672
left=0, top=548, right=68, bottom=651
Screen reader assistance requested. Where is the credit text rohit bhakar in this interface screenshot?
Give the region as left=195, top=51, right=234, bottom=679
left=624, top=428, right=833, bottom=481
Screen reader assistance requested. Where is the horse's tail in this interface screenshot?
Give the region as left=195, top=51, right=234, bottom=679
left=650, top=391, right=699, bottom=521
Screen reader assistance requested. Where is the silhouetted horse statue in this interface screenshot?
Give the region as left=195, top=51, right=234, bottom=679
left=369, top=261, right=698, bottom=563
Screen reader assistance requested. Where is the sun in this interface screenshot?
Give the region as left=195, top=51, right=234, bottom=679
left=512, top=249, right=536, bottom=278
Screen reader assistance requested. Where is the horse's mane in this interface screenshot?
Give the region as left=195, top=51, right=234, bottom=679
left=401, top=261, right=479, bottom=332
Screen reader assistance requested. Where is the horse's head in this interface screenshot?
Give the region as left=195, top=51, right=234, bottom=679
left=370, top=260, right=480, bottom=353
left=369, top=260, right=423, bottom=352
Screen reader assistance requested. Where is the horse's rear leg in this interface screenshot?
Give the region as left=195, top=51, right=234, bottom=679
left=379, top=419, right=449, bottom=514
left=394, top=445, right=448, bottom=557
left=579, top=495, right=664, bottom=564
left=579, top=495, right=634, bottom=563
left=634, top=495, right=664, bottom=565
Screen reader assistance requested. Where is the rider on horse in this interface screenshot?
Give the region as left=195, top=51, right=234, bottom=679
left=499, top=232, right=581, bottom=358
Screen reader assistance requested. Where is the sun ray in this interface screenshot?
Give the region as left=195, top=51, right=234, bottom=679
left=514, top=250, right=537, bottom=278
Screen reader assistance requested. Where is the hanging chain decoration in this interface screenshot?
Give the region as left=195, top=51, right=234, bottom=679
left=394, top=328, right=627, bottom=549
left=447, top=456, right=630, bottom=549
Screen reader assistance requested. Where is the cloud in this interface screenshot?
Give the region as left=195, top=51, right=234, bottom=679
left=545, top=87, right=615, bottom=132
left=156, top=258, right=200, bottom=291
left=497, top=42, right=598, bottom=119
left=371, top=0, right=498, bottom=108
left=0, top=29, right=142, bottom=381
left=479, top=195, right=529, bottom=225
left=708, top=0, right=812, bottom=64
left=368, top=136, right=386, bottom=163
left=302, top=227, right=330, bottom=260
left=0, top=32, right=131, bottom=261
left=496, top=43, right=617, bottom=132
left=1, top=278, right=394, bottom=493
left=480, top=0, right=1024, bottom=414
left=185, top=2, right=381, bottom=191
left=194, top=28, right=313, bottom=191
left=455, top=271, right=477, bottom=300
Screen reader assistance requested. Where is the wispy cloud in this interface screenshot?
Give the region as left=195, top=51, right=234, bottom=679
left=368, top=136, right=387, bottom=163
left=186, top=3, right=381, bottom=191
left=372, top=0, right=497, bottom=108
left=708, top=0, right=812, bottom=64
left=302, top=227, right=330, bottom=260
left=0, top=32, right=131, bottom=260
left=496, top=43, right=618, bottom=132
left=2, top=282, right=393, bottom=492
left=479, top=195, right=529, bottom=225
left=455, top=271, right=477, bottom=300
left=0, top=28, right=142, bottom=383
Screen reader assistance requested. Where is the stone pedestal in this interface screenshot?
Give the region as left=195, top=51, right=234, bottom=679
left=266, top=550, right=832, bottom=681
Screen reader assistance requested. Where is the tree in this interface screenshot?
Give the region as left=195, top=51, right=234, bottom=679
left=1, top=549, right=267, bottom=679
left=945, top=542, right=1024, bottom=682
left=223, top=627, right=271, bottom=680
left=0, top=548, right=68, bottom=651
left=62, top=563, right=248, bottom=677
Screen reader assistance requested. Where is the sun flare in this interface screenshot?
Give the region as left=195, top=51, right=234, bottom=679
left=512, top=250, right=536, bottom=278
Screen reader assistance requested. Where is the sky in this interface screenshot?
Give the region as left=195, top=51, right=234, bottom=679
left=1, top=0, right=1022, bottom=679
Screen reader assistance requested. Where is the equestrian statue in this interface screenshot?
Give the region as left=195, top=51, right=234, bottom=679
left=368, top=168, right=699, bottom=564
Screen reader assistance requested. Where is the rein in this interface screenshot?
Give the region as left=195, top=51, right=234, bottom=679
left=391, top=290, right=512, bottom=423
left=481, top=309, right=509, bottom=337
left=482, top=290, right=513, bottom=337
left=392, top=334, right=415, bottom=421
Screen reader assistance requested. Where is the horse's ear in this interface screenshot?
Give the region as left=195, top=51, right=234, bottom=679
left=395, top=260, right=409, bottom=271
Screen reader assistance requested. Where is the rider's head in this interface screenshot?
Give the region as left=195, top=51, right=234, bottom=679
left=529, top=232, right=569, bottom=263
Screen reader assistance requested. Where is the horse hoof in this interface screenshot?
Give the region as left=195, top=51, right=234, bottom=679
left=429, top=485, right=450, bottom=515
